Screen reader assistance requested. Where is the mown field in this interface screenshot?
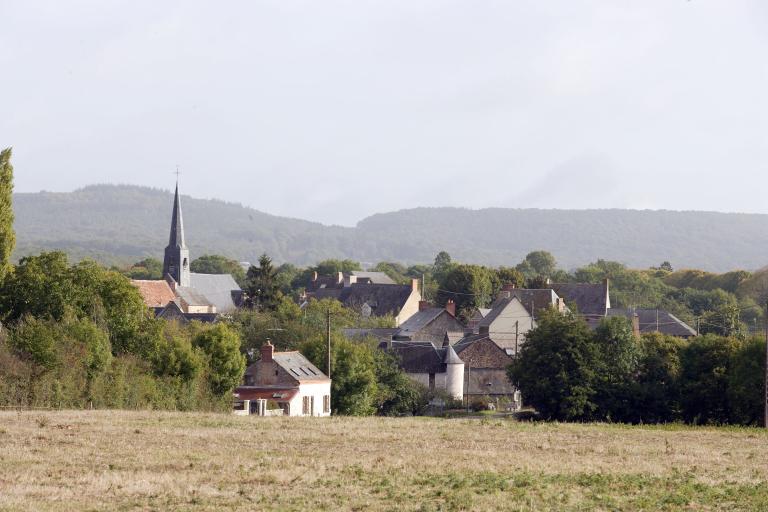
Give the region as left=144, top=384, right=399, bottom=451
left=0, top=411, right=766, bottom=511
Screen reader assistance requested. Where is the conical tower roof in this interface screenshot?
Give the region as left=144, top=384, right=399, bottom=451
left=443, top=344, right=463, bottom=364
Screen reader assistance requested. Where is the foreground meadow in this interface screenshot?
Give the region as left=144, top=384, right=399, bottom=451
left=0, top=411, right=766, bottom=511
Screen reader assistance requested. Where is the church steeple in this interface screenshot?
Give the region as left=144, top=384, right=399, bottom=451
left=163, top=182, right=191, bottom=287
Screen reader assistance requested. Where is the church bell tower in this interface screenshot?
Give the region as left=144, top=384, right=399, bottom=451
left=163, top=182, right=191, bottom=287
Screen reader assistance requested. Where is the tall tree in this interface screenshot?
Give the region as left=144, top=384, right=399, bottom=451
left=0, top=148, right=15, bottom=281
left=245, top=253, right=280, bottom=311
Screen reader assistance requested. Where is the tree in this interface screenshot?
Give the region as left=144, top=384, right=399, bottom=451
left=727, top=336, right=765, bottom=425
left=190, top=254, right=246, bottom=287
left=679, top=334, right=741, bottom=424
left=125, top=258, right=163, bottom=280
left=496, top=267, right=524, bottom=289
left=314, top=259, right=361, bottom=275
left=0, top=148, right=15, bottom=282
left=508, top=310, right=602, bottom=421
left=245, top=254, right=280, bottom=311
left=516, top=251, right=557, bottom=279
left=593, top=316, right=641, bottom=421
left=635, top=333, right=685, bottom=423
left=373, top=349, right=428, bottom=416
left=436, top=264, right=496, bottom=319
left=300, top=335, right=378, bottom=415
left=193, top=323, right=246, bottom=396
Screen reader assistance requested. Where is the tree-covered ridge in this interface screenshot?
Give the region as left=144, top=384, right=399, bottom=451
left=12, top=184, right=768, bottom=271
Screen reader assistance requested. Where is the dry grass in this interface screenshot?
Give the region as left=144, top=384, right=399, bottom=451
left=0, top=411, right=766, bottom=511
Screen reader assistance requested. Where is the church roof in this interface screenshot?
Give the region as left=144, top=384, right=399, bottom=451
left=131, top=279, right=176, bottom=308
left=190, top=272, right=241, bottom=313
left=168, top=183, right=186, bottom=248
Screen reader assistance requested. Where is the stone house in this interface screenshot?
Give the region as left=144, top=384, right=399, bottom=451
left=451, top=334, right=516, bottom=402
left=310, top=279, right=422, bottom=326
left=392, top=300, right=464, bottom=344
left=381, top=340, right=464, bottom=400
left=234, top=342, right=331, bottom=417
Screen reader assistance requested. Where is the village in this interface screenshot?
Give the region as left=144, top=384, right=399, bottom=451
left=127, top=183, right=699, bottom=418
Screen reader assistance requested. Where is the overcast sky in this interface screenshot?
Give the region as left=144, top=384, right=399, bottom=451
left=1, top=1, right=767, bottom=226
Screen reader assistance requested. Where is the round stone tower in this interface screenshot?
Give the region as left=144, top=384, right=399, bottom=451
left=444, top=344, right=465, bottom=400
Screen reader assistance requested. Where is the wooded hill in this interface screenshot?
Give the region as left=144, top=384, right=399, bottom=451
left=13, top=184, right=768, bottom=271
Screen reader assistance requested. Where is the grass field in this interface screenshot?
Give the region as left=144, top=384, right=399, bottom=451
left=0, top=411, right=767, bottom=511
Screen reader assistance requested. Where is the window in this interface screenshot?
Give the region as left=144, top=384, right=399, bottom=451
left=302, top=396, right=311, bottom=415
left=323, top=395, right=330, bottom=414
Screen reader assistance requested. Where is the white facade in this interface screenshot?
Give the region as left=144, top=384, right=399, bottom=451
left=285, top=382, right=332, bottom=417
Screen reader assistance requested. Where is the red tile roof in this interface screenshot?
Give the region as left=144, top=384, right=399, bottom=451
left=131, top=279, right=176, bottom=308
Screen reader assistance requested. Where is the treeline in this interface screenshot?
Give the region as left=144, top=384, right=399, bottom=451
left=0, top=252, right=245, bottom=410
left=510, top=310, right=766, bottom=425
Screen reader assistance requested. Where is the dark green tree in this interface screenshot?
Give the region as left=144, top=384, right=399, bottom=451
left=192, top=323, right=246, bottom=396
left=508, top=310, right=602, bottom=421
left=301, top=334, right=378, bottom=415
left=245, top=254, right=281, bottom=311
left=635, top=333, right=685, bottom=423
left=436, top=264, right=496, bottom=319
left=727, top=336, right=765, bottom=425
left=0, top=148, right=15, bottom=281
left=373, top=349, right=428, bottom=416
left=679, top=334, right=741, bottom=424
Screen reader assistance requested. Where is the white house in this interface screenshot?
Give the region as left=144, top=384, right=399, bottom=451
left=234, top=342, right=331, bottom=417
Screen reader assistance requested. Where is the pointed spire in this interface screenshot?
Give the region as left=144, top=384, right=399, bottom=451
left=168, top=182, right=186, bottom=248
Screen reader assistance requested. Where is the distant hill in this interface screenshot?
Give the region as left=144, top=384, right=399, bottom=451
left=11, top=184, right=768, bottom=272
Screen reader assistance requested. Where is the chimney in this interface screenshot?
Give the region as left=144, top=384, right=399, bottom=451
left=411, top=278, right=420, bottom=292
left=419, top=300, right=431, bottom=312
left=312, top=271, right=318, bottom=282
left=445, top=300, right=456, bottom=317
left=344, top=274, right=357, bottom=287
left=502, top=283, right=516, bottom=291
left=260, top=340, right=274, bottom=363
left=631, top=313, right=640, bottom=337
left=337, top=272, right=344, bottom=285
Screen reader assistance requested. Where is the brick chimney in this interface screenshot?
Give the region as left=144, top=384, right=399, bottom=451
left=419, top=300, right=430, bottom=312
left=445, top=300, right=456, bottom=317
left=502, top=283, right=517, bottom=291
left=261, top=340, right=274, bottom=363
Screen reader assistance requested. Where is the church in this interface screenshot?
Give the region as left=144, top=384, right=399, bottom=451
left=131, top=183, right=243, bottom=322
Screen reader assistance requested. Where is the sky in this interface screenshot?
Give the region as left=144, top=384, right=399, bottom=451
left=1, top=1, right=767, bottom=226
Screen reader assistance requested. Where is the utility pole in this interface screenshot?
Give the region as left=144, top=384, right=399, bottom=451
left=695, top=317, right=700, bottom=337
left=764, top=302, right=768, bottom=428
left=326, top=308, right=332, bottom=379
left=515, top=320, right=519, bottom=357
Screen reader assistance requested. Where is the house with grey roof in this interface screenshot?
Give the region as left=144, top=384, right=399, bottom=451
left=392, top=300, right=464, bottom=343
left=550, top=280, right=610, bottom=327
left=381, top=340, right=464, bottom=399
left=475, top=286, right=567, bottom=355
left=235, top=342, right=332, bottom=416
left=131, top=182, right=243, bottom=322
left=310, top=279, right=422, bottom=326
left=607, top=308, right=697, bottom=338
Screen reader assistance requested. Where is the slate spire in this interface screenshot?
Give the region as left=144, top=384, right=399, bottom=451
left=163, top=180, right=191, bottom=287
left=168, top=182, right=186, bottom=248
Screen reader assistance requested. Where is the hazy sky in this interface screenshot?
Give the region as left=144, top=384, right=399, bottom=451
left=2, top=1, right=767, bottom=226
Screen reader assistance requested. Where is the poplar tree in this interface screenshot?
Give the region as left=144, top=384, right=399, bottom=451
left=0, top=148, right=15, bottom=281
